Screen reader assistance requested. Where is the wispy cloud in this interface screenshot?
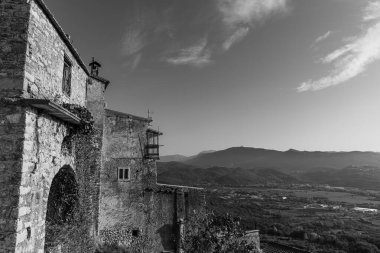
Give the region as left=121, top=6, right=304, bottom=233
left=166, top=38, right=212, bottom=67
left=218, top=0, right=289, bottom=27
left=122, top=0, right=289, bottom=69
left=223, top=27, right=250, bottom=51
left=121, top=4, right=152, bottom=71
left=122, top=28, right=146, bottom=57
left=121, top=28, right=146, bottom=70
left=314, top=31, right=333, bottom=44
left=217, top=0, right=289, bottom=50
left=298, top=1, right=380, bottom=92
left=364, top=1, right=380, bottom=21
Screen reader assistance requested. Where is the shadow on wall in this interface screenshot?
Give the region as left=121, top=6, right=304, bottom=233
left=157, top=224, right=175, bottom=251
left=44, top=166, right=79, bottom=252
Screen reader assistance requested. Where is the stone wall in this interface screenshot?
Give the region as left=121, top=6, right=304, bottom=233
left=242, top=230, right=262, bottom=253
left=86, top=78, right=106, bottom=129
left=86, top=77, right=107, bottom=237
left=0, top=1, right=30, bottom=251
left=1, top=0, right=97, bottom=252
left=24, top=0, right=88, bottom=106
left=99, top=110, right=205, bottom=252
left=11, top=0, right=91, bottom=250
left=0, top=103, right=27, bottom=252
left=15, top=108, right=75, bottom=253
left=1, top=1, right=206, bottom=252
left=0, top=0, right=29, bottom=99
left=99, top=110, right=156, bottom=246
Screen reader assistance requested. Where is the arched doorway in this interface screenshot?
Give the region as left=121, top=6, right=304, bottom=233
left=44, top=166, right=79, bottom=252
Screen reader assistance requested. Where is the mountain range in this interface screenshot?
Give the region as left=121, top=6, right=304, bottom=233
left=159, top=150, right=216, bottom=163
left=157, top=162, right=300, bottom=187
left=158, top=147, right=380, bottom=190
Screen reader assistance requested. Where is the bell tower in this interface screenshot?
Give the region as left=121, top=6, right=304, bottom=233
left=89, top=57, right=102, bottom=76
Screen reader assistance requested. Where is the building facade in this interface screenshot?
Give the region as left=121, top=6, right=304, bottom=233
left=0, top=0, right=204, bottom=252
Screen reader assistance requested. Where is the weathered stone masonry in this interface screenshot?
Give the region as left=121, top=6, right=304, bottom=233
left=0, top=0, right=35, bottom=251
left=99, top=110, right=205, bottom=252
left=0, top=0, right=100, bottom=252
left=1, top=0, right=205, bottom=252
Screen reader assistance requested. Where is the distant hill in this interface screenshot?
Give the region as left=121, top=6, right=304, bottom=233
left=159, top=147, right=380, bottom=190
left=299, top=166, right=380, bottom=190
left=183, top=147, right=380, bottom=172
left=157, top=162, right=380, bottom=190
left=160, top=150, right=216, bottom=163
left=157, top=162, right=300, bottom=187
left=159, top=154, right=189, bottom=163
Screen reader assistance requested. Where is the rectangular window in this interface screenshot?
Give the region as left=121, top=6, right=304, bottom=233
left=62, top=56, right=72, bottom=97
left=118, top=167, right=130, bottom=181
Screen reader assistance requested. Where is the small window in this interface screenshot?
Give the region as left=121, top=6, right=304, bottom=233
left=62, top=56, right=72, bottom=97
left=118, top=167, right=130, bottom=181
left=132, top=229, right=140, bottom=237
left=27, top=227, right=31, bottom=240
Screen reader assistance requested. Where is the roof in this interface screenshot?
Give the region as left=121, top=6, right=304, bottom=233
left=105, top=109, right=152, bottom=122
left=90, top=74, right=111, bottom=89
left=147, top=128, right=163, bottom=135
left=33, top=0, right=89, bottom=76
left=22, top=99, right=81, bottom=125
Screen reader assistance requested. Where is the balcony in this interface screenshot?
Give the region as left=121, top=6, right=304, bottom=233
left=145, top=129, right=163, bottom=160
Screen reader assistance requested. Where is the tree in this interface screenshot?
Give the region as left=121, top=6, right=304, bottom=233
left=183, top=212, right=261, bottom=253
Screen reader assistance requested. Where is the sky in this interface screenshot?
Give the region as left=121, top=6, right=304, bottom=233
left=44, top=0, right=380, bottom=156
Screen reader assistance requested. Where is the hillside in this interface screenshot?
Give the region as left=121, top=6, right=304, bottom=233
left=159, top=154, right=189, bottom=163
left=160, top=150, right=216, bottom=163
left=183, top=147, right=380, bottom=172
left=298, top=166, right=380, bottom=190
left=157, top=162, right=300, bottom=187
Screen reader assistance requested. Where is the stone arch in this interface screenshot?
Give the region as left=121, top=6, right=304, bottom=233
left=44, top=165, right=79, bottom=252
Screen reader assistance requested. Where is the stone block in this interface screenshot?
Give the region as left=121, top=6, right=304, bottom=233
left=5, top=113, right=22, bottom=124
left=19, top=186, right=31, bottom=195
left=18, top=206, right=31, bottom=217
left=15, top=229, right=27, bottom=245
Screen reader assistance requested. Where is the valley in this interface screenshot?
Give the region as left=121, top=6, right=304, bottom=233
left=158, top=147, right=380, bottom=252
left=206, top=185, right=380, bottom=253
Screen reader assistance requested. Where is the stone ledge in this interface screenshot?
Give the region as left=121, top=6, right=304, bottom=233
left=22, top=99, right=81, bottom=125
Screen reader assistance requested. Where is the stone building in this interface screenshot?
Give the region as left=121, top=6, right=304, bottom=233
left=0, top=0, right=204, bottom=252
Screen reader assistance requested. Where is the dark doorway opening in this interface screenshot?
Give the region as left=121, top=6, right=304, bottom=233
left=44, top=166, right=79, bottom=252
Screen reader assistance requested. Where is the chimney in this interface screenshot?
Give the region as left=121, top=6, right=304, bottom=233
left=89, top=57, right=101, bottom=76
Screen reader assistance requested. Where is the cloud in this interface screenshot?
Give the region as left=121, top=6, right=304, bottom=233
left=298, top=1, right=380, bottom=92
left=165, top=0, right=289, bottom=67
left=311, top=31, right=333, bottom=50
left=121, top=11, right=149, bottom=71
left=217, top=0, right=289, bottom=50
left=166, top=38, right=212, bottom=67
left=364, top=1, right=380, bottom=21
left=223, top=27, right=250, bottom=51
left=121, top=0, right=289, bottom=69
left=217, top=0, right=289, bottom=27
left=121, top=28, right=147, bottom=70
left=315, top=31, right=333, bottom=44
left=122, top=28, right=146, bottom=57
